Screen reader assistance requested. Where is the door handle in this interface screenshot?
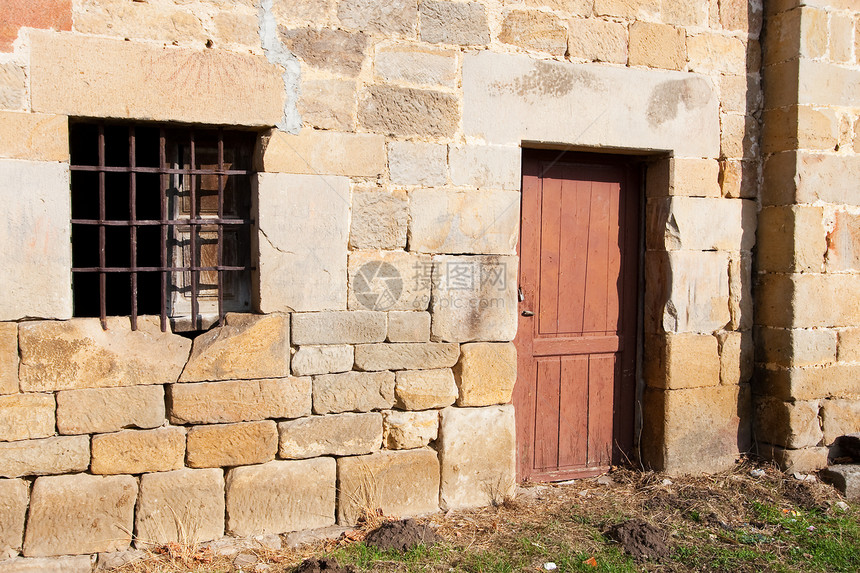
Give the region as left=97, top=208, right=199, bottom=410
left=521, top=310, right=534, bottom=317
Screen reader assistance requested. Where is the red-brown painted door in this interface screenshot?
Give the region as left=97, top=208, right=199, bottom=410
left=514, top=151, right=640, bottom=482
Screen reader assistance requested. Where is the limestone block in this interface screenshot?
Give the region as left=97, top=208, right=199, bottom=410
left=408, top=189, right=520, bottom=255
left=822, top=400, right=860, bottom=446
left=135, top=468, right=225, bottom=547
left=30, top=31, right=284, bottom=126
left=258, top=130, right=385, bottom=177
left=72, top=0, right=207, bottom=45
left=338, top=0, right=417, bottom=36
left=454, top=342, right=517, bottom=407
left=462, top=52, right=719, bottom=158
left=337, top=449, right=440, bottom=524
left=628, top=22, right=686, bottom=70
left=358, top=85, right=459, bottom=139
left=348, top=251, right=431, bottom=311
left=719, top=74, right=762, bottom=116
left=350, top=189, right=408, bottom=250
left=292, top=345, right=354, bottom=376
left=388, top=141, right=447, bottom=186
left=395, top=369, right=457, bottom=410
left=375, top=45, right=458, bottom=88
left=292, top=311, right=387, bottom=345
left=662, top=0, right=710, bottom=26
left=298, top=78, right=356, bottom=131
left=91, top=427, right=186, bottom=475
left=756, top=274, right=860, bottom=329
left=731, top=252, right=753, bottom=335
left=839, top=329, right=860, bottom=362
left=387, top=311, right=431, bottom=343
left=313, top=371, right=395, bottom=414
left=0, top=160, right=71, bottom=321
left=0, top=322, right=16, bottom=395
left=644, top=333, right=720, bottom=390
left=0, top=394, right=55, bottom=442
left=755, top=327, right=837, bottom=368
left=595, top=0, right=659, bottom=20
left=566, top=17, right=627, bottom=64
left=720, top=0, right=762, bottom=33
left=438, top=405, right=516, bottom=510
left=213, top=9, right=259, bottom=46
left=0, top=62, right=26, bottom=110
left=826, top=211, right=860, bottom=272
left=18, top=317, right=190, bottom=392
left=0, top=112, right=68, bottom=162
left=828, top=15, right=854, bottom=63
left=718, top=331, right=753, bottom=385
left=24, top=474, right=137, bottom=557
left=525, top=0, right=591, bottom=14
left=499, top=10, right=568, bottom=56
left=383, top=410, right=439, bottom=449
left=226, top=458, right=336, bottom=536
left=430, top=255, right=519, bottom=342
left=256, top=173, right=350, bottom=312
left=179, top=314, right=289, bottom=382
left=280, top=28, right=367, bottom=77
left=646, top=158, right=721, bottom=198
left=0, top=436, right=89, bottom=478
left=762, top=106, right=838, bottom=154
left=56, top=386, right=165, bottom=435
left=0, top=479, right=28, bottom=556
left=647, top=197, right=755, bottom=251
left=773, top=152, right=860, bottom=206
left=354, top=343, right=460, bottom=371
left=271, top=0, right=329, bottom=25
left=797, top=60, right=860, bottom=108
left=754, top=397, right=822, bottom=449
left=756, top=206, right=825, bottom=273
left=169, top=377, right=311, bottom=424
left=0, top=556, right=93, bottom=572
left=687, top=33, right=748, bottom=75
left=420, top=1, right=490, bottom=45
left=758, top=364, right=860, bottom=402
left=758, top=443, right=828, bottom=473
left=448, top=145, right=522, bottom=191
left=720, top=159, right=758, bottom=199
left=186, top=421, right=277, bottom=468
left=278, top=413, right=382, bottom=458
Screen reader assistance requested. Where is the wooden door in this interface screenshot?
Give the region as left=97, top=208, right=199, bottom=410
left=514, top=151, right=640, bottom=482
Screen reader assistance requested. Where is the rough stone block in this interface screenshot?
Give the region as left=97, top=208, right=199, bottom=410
left=628, top=22, right=686, bottom=70
left=756, top=274, right=860, bottom=329
left=56, top=386, right=164, bottom=435
left=169, top=378, right=311, bottom=424
left=595, top=0, right=659, bottom=19
left=358, top=85, right=459, bottom=139
left=395, top=369, right=457, bottom=410
left=0, top=556, right=100, bottom=572
left=387, top=312, right=431, bottom=343
left=828, top=14, right=853, bottom=63
left=24, top=474, right=137, bottom=557
left=292, top=311, right=387, bottom=345
left=135, top=468, right=225, bottom=547
left=258, top=130, right=385, bottom=177
left=755, top=327, right=837, bottom=368
left=439, top=405, right=516, bottom=510
left=354, top=343, right=460, bottom=371
left=180, top=313, right=290, bottom=382
left=754, top=397, right=822, bottom=449
left=0, top=62, right=26, bottom=110
left=256, top=173, right=350, bottom=312
left=0, top=478, right=28, bottom=556
left=350, top=189, right=408, bottom=250
left=719, top=159, right=758, bottom=199
left=375, top=45, right=458, bottom=88
left=720, top=0, right=762, bottom=32
left=0, top=112, right=68, bottom=162
left=186, top=421, right=277, bottom=468
left=719, top=74, right=762, bottom=116
left=298, top=77, right=356, bottom=131
left=525, top=0, right=591, bottom=14
left=337, top=449, right=440, bottom=524
left=0, top=436, right=89, bottom=478
left=0, top=160, right=71, bottom=321
left=728, top=252, right=753, bottom=333
left=644, top=333, right=720, bottom=390
left=280, top=28, right=367, bottom=77
left=720, top=113, right=759, bottom=159
left=757, top=364, right=860, bottom=402
left=420, top=1, right=489, bottom=45
left=453, top=342, right=517, bottom=407
left=758, top=443, right=828, bottom=473
left=826, top=211, right=860, bottom=272
left=0, top=394, right=54, bottom=443
left=91, top=427, right=186, bottom=475
left=646, top=158, right=721, bottom=198
left=0, top=322, right=16, bottom=395
left=226, top=458, right=336, bottom=536
left=687, top=33, right=748, bottom=75
left=71, top=0, right=207, bottom=45
left=337, top=0, right=417, bottom=36
left=762, top=105, right=839, bottom=154
left=756, top=206, right=826, bottom=273
left=30, top=31, right=284, bottom=125
left=566, top=17, right=627, bottom=63
left=718, top=331, right=753, bottom=385
left=839, top=329, right=860, bottom=363
left=430, top=255, right=519, bottom=342
left=18, top=317, right=190, bottom=392
left=820, top=465, right=860, bottom=500
left=292, top=345, right=354, bottom=376
left=348, top=251, right=431, bottom=311
left=821, top=400, right=860, bottom=446
left=647, top=197, right=755, bottom=251
left=278, top=413, right=382, bottom=459
left=797, top=59, right=860, bottom=109
left=388, top=141, right=448, bottom=186
left=499, top=10, right=567, bottom=56
left=663, top=0, right=710, bottom=26
left=383, top=410, right=439, bottom=449
left=448, top=145, right=522, bottom=191
left=409, top=189, right=520, bottom=255
left=313, top=371, right=395, bottom=414
left=778, top=152, right=860, bottom=207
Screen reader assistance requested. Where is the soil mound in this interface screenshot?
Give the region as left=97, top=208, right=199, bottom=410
left=365, top=518, right=440, bottom=552
left=293, top=557, right=356, bottom=573
left=605, top=518, right=671, bottom=561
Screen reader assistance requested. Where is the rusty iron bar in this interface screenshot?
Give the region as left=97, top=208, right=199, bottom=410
left=129, top=125, right=138, bottom=331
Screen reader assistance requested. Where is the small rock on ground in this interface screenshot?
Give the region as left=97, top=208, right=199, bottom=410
left=364, top=518, right=440, bottom=552
left=605, top=518, right=671, bottom=561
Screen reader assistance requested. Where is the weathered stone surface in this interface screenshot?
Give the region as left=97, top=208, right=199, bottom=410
left=718, top=330, right=753, bottom=385
left=24, top=474, right=137, bottom=557
left=719, top=74, right=762, bottom=116
left=226, top=458, right=336, bottom=536
left=292, top=311, right=387, bottom=345
left=454, top=343, right=517, bottom=407
left=720, top=159, right=758, bottom=199
left=756, top=274, right=860, bottom=329
left=0, top=160, right=71, bottom=321
left=647, top=197, right=755, bottom=251
left=758, top=443, right=828, bottom=473
left=387, top=312, right=431, bottom=343
left=271, top=0, right=329, bottom=25
left=754, top=397, right=822, bottom=449
left=292, top=345, right=354, bottom=376
left=595, top=0, right=659, bottom=19
left=186, top=421, right=277, bottom=468
left=170, top=377, right=310, bottom=424
left=525, top=0, right=591, bottom=14
left=763, top=152, right=860, bottom=207
left=687, top=33, right=748, bottom=75
left=448, top=145, right=522, bottom=191
left=758, top=364, right=860, bottom=402
left=721, top=113, right=759, bottom=159
left=821, top=400, right=860, bottom=446
left=337, top=0, right=417, bottom=36
left=278, top=413, right=382, bottom=459
left=0, top=478, right=28, bottom=556
left=463, top=52, right=719, bottom=157
left=350, top=189, right=408, bottom=250
left=213, top=9, right=259, bottom=46
left=56, top=386, right=165, bottom=435
left=91, top=427, right=186, bottom=475
left=762, top=105, right=838, bottom=154
left=135, top=468, right=225, bottom=547
left=0, top=62, right=26, bottom=110
left=567, top=17, right=627, bottom=63
left=180, top=314, right=289, bottom=382
left=628, top=22, right=686, bottom=70
left=281, top=28, right=367, bottom=77
left=756, top=206, right=826, bottom=273
left=797, top=59, right=860, bottom=108
left=821, top=465, right=860, bottom=501
left=439, top=405, right=516, bottom=510
left=430, top=255, right=519, bottom=342
left=420, top=1, right=489, bottom=45
left=313, top=371, right=395, bottom=414
left=647, top=158, right=721, bottom=198
left=359, top=85, right=459, bottom=138
left=839, top=329, right=860, bottom=363
left=0, top=322, right=16, bottom=395
left=383, top=410, right=438, bottom=450
left=499, top=10, right=567, bottom=55
left=395, top=369, right=457, bottom=410
left=0, top=394, right=54, bottom=442
left=755, top=327, right=837, bottom=368
left=355, top=343, right=460, bottom=372
left=644, top=333, right=719, bottom=390
left=0, top=555, right=93, bottom=572
left=375, top=46, right=458, bottom=88
left=337, top=449, right=440, bottom=524
left=30, top=31, right=284, bottom=125
left=0, top=436, right=89, bottom=478
left=18, top=317, right=190, bottom=392
left=259, top=130, right=385, bottom=177
left=388, top=141, right=448, bottom=186
left=826, top=211, right=860, bottom=272
left=72, top=0, right=207, bottom=45
left=0, top=112, right=68, bottom=162
left=257, top=173, right=350, bottom=312
left=348, top=251, right=431, bottom=312
left=408, top=189, right=520, bottom=255
left=298, top=77, right=355, bottom=131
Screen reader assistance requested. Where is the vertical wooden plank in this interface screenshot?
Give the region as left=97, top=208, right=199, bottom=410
left=583, top=181, right=611, bottom=333
left=538, top=168, right=562, bottom=335
left=557, top=173, right=591, bottom=335
left=605, top=181, right=622, bottom=334
left=558, top=355, right=589, bottom=467
left=587, top=354, right=616, bottom=466
left=534, top=358, right=561, bottom=470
